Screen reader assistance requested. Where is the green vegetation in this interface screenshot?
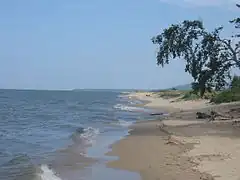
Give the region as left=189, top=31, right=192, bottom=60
left=153, top=89, right=213, bottom=101
left=152, top=77, right=240, bottom=104
left=155, top=90, right=184, bottom=99
left=153, top=84, right=217, bottom=101
left=211, top=90, right=240, bottom=104
left=211, top=76, right=240, bottom=104
left=152, top=4, right=240, bottom=99
left=231, top=76, right=240, bottom=90
left=230, top=4, right=240, bottom=37
left=181, top=91, right=200, bottom=101
left=182, top=90, right=216, bottom=100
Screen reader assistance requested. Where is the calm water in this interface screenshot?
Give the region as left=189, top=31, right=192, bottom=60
left=0, top=89, right=151, bottom=180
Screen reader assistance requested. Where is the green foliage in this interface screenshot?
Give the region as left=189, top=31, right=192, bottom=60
left=152, top=20, right=233, bottom=97
left=230, top=4, right=240, bottom=37
left=181, top=90, right=215, bottom=100
left=152, top=4, right=240, bottom=98
left=152, top=20, right=204, bottom=68
left=231, top=75, right=240, bottom=89
left=211, top=89, right=240, bottom=104
left=211, top=76, right=240, bottom=104
left=155, top=90, right=183, bottom=99
left=181, top=91, right=200, bottom=100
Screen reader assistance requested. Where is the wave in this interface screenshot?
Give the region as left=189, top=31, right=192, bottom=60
left=38, top=165, right=62, bottom=180
left=118, top=120, right=133, bottom=127
left=71, top=127, right=99, bottom=146
left=121, top=91, right=131, bottom=94
left=80, top=127, right=99, bottom=145
left=113, top=104, right=144, bottom=112
left=129, top=100, right=143, bottom=105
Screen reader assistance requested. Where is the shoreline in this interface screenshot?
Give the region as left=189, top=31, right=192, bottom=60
left=106, top=92, right=240, bottom=180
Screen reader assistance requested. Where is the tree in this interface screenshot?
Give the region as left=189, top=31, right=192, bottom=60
left=230, top=4, right=240, bottom=37
left=227, top=4, right=240, bottom=68
left=152, top=20, right=232, bottom=97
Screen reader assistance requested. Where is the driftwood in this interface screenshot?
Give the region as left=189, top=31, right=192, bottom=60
left=196, top=112, right=211, bottom=119
left=165, top=135, right=184, bottom=145
left=156, top=122, right=185, bottom=146
left=156, top=123, right=171, bottom=135
left=229, top=108, right=240, bottom=113
left=151, top=112, right=164, bottom=116
left=156, top=123, right=182, bottom=145
left=196, top=111, right=233, bottom=121
left=229, top=108, right=240, bottom=118
left=232, top=120, right=240, bottom=125
left=156, top=124, right=180, bottom=145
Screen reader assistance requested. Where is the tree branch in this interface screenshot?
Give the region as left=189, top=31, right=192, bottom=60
left=219, top=39, right=240, bottom=67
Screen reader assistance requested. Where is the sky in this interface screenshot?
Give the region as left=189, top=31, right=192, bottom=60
left=0, top=0, right=239, bottom=90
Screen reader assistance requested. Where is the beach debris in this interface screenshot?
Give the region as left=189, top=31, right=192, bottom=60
left=156, top=123, right=172, bottom=135
left=151, top=112, right=164, bottom=116
left=200, top=173, right=215, bottom=180
left=196, top=112, right=211, bottom=119
left=232, top=119, right=240, bottom=126
left=156, top=123, right=166, bottom=129
left=196, top=111, right=233, bottom=121
left=229, top=107, right=240, bottom=113
left=228, top=107, right=240, bottom=118
left=165, top=135, right=184, bottom=146
left=210, top=111, right=233, bottom=121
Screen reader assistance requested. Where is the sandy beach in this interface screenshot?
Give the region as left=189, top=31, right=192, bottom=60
left=107, top=92, right=240, bottom=180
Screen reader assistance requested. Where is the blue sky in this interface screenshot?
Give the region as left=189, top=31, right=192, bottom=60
left=0, top=0, right=239, bottom=90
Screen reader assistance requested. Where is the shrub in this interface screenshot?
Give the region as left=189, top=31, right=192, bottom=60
left=158, top=90, right=182, bottom=99
left=231, top=76, right=240, bottom=90
left=211, top=76, right=240, bottom=104
left=181, top=91, right=200, bottom=100
left=211, top=89, right=240, bottom=104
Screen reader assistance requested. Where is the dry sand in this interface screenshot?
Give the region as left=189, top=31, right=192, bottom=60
left=128, top=92, right=211, bottom=111
left=107, top=92, right=240, bottom=180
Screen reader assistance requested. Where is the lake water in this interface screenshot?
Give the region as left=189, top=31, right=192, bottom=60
left=0, top=89, right=154, bottom=180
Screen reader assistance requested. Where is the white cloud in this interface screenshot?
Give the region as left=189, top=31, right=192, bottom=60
left=160, top=0, right=239, bottom=7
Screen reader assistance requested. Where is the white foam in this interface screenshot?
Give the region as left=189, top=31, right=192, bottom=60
left=118, top=120, right=133, bottom=127
left=117, top=94, right=127, bottom=98
left=39, top=165, right=62, bottom=180
left=80, top=127, right=100, bottom=145
left=113, top=104, right=143, bottom=112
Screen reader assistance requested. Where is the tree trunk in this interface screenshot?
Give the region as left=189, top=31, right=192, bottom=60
left=199, top=85, right=206, bottom=98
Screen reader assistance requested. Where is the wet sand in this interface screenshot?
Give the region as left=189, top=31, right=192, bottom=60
left=107, top=92, right=240, bottom=180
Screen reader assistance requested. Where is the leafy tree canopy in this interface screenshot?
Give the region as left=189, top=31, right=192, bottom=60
left=152, top=20, right=238, bottom=97
left=230, top=4, right=240, bottom=37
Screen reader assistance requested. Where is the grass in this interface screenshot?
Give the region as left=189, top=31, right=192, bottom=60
left=179, top=90, right=216, bottom=101
left=150, top=76, right=240, bottom=104
left=154, top=90, right=186, bottom=99
left=155, top=88, right=240, bottom=104
left=153, top=89, right=209, bottom=101
left=181, top=91, right=200, bottom=100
